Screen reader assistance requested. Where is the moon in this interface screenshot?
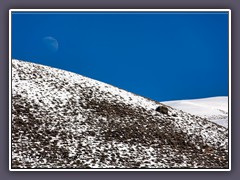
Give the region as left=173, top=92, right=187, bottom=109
left=42, top=36, right=59, bottom=52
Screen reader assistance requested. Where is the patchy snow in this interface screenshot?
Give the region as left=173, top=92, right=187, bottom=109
left=162, top=97, right=228, bottom=128
left=11, top=59, right=229, bottom=169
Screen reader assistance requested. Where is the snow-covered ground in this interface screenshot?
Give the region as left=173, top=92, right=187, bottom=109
left=163, top=97, right=228, bottom=128
left=11, top=59, right=229, bottom=169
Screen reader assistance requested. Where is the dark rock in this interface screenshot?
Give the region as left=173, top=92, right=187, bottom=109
left=156, top=106, right=168, bottom=115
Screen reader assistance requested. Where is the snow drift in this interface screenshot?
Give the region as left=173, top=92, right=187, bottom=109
left=11, top=59, right=229, bottom=169
left=163, top=97, right=228, bottom=128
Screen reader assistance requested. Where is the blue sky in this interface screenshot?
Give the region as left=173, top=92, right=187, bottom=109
left=12, top=12, right=229, bottom=101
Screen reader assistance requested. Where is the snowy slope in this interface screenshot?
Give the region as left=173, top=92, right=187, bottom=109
left=162, top=97, right=228, bottom=128
left=11, top=59, right=229, bottom=169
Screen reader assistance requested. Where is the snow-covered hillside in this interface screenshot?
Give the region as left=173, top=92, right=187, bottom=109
left=163, top=97, right=228, bottom=128
left=11, top=59, right=229, bottom=169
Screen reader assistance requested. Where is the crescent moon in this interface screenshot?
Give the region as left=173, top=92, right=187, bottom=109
left=42, top=36, right=59, bottom=52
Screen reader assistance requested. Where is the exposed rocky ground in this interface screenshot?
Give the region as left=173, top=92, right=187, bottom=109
left=11, top=59, right=229, bottom=169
